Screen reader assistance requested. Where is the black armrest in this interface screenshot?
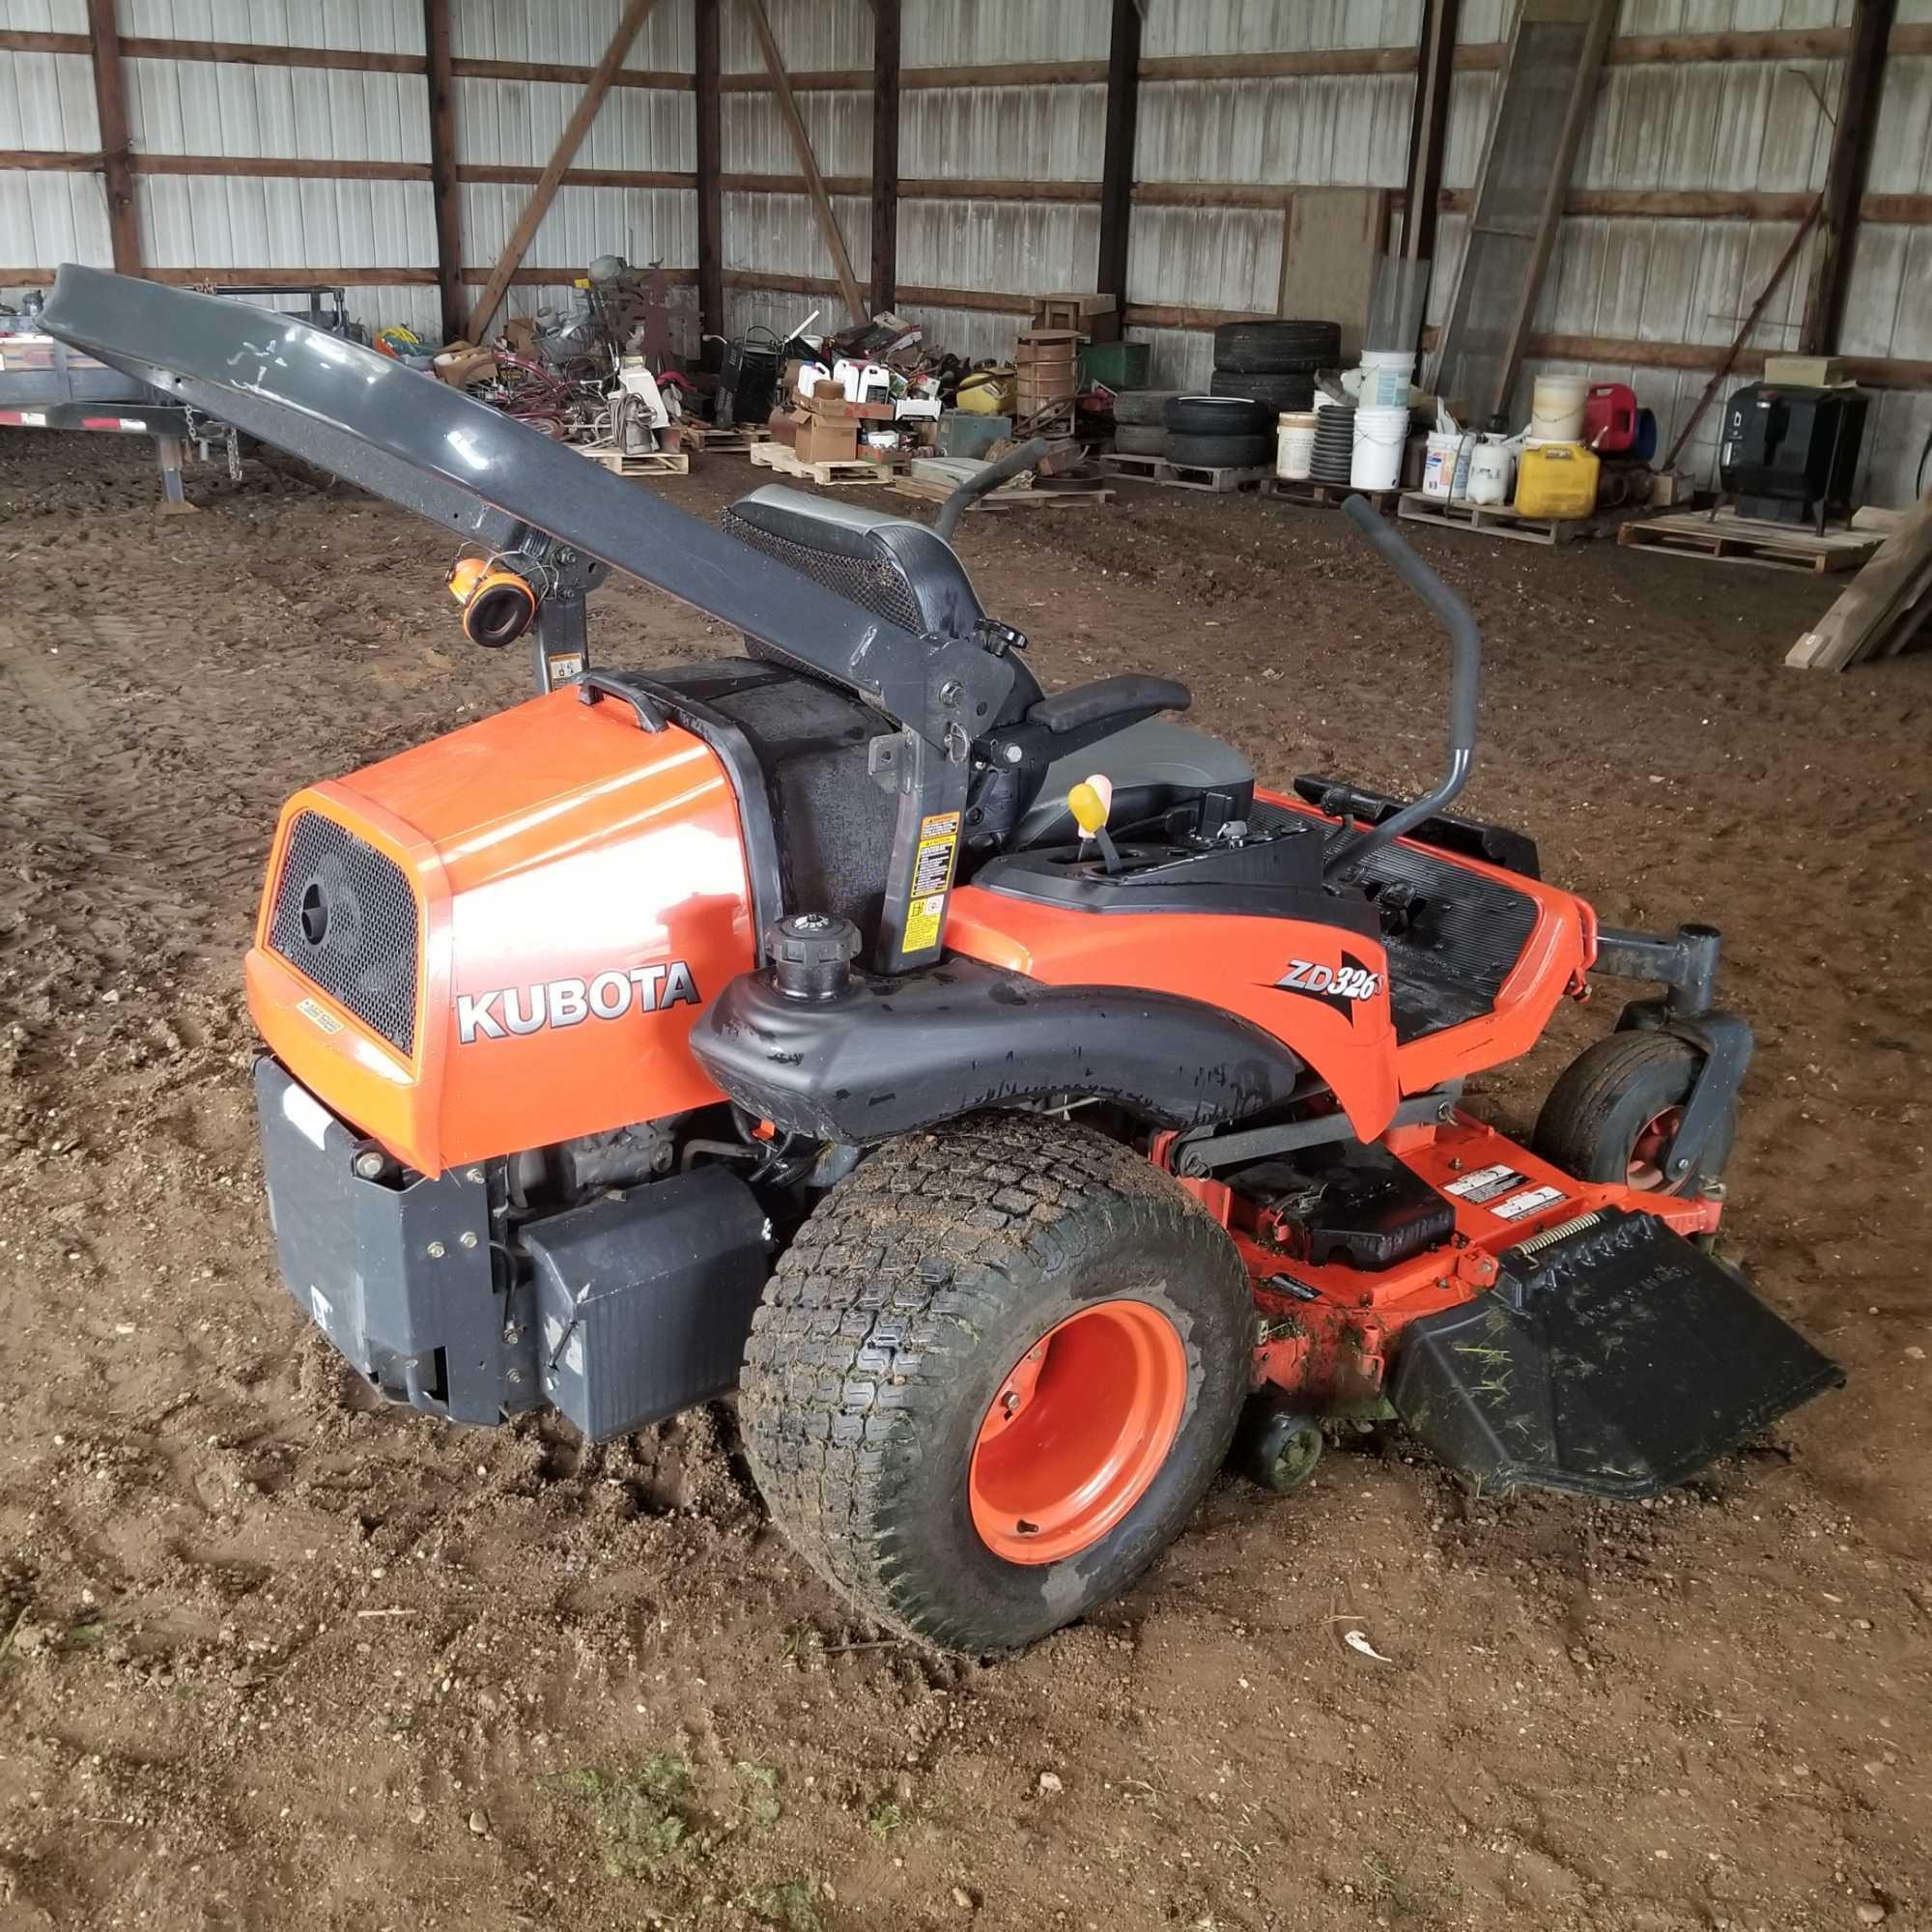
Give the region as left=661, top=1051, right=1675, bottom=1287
left=1028, top=674, right=1191, bottom=739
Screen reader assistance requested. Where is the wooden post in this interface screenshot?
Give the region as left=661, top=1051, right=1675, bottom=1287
left=696, top=0, right=724, bottom=360
left=871, top=0, right=900, bottom=313
left=86, top=0, right=141, bottom=273
left=1096, top=0, right=1141, bottom=306
left=1799, top=0, right=1894, bottom=356
left=467, top=0, right=659, bottom=340
left=1402, top=0, right=1460, bottom=263
left=743, top=0, right=867, bottom=321
left=422, top=0, right=463, bottom=341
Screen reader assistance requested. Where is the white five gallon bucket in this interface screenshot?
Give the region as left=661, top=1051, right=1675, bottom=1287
left=1465, top=437, right=1514, bottom=506
left=1350, top=405, right=1408, bottom=491
left=1356, top=349, right=1417, bottom=410
left=1276, top=411, right=1318, bottom=480
left=1422, top=429, right=1472, bottom=499
left=1529, top=374, right=1588, bottom=442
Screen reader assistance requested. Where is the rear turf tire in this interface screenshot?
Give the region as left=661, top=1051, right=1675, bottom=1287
left=1532, top=1031, right=1737, bottom=1195
left=738, top=1113, right=1253, bottom=1653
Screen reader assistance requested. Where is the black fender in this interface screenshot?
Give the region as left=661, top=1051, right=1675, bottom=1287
left=688, top=958, right=1305, bottom=1143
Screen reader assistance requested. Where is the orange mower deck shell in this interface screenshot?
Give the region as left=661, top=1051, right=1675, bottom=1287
left=245, top=688, right=755, bottom=1177
left=1162, top=1109, right=1725, bottom=1416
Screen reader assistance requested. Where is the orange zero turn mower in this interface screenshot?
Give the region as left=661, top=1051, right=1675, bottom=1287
left=43, top=268, right=1841, bottom=1654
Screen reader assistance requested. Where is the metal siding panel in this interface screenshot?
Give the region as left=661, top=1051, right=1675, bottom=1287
left=721, top=0, right=871, bottom=75
left=895, top=194, right=1093, bottom=297
left=1142, top=0, right=1421, bottom=57
left=901, top=83, right=1104, bottom=180
left=721, top=87, right=869, bottom=174
left=904, top=0, right=1111, bottom=63
left=1122, top=323, right=1213, bottom=390
left=1126, top=202, right=1278, bottom=311
left=2, top=0, right=90, bottom=26
left=1867, top=55, right=1932, bottom=194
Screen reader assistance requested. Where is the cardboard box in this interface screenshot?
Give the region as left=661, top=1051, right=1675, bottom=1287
left=1763, top=355, right=1847, bottom=387
left=800, top=390, right=895, bottom=422
left=501, top=317, right=537, bottom=357
left=433, top=342, right=497, bottom=386
left=1033, top=292, right=1118, bottom=343
left=794, top=413, right=861, bottom=464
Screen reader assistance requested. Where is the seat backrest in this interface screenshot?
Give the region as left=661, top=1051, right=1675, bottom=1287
left=724, top=485, right=984, bottom=639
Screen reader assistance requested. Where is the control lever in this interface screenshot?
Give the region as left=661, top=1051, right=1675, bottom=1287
left=1069, top=775, right=1122, bottom=874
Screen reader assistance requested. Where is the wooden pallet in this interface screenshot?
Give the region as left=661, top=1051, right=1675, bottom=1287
left=1096, top=452, right=1272, bottom=494
left=680, top=422, right=771, bottom=453
left=749, top=441, right=908, bottom=487
left=1618, top=508, right=1881, bottom=575
left=1261, top=476, right=1400, bottom=512
left=889, top=477, right=1113, bottom=513
left=576, top=446, right=690, bottom=477
left=1398, top=491, right=1592, bottom=547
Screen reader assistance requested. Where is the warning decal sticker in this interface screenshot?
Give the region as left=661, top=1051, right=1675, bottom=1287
left=1492, top=1184, right=1567, bottom=1222
left=1443, top=1163, right=1525, bottom=1205
left=901, top=810, right=961, bottom=954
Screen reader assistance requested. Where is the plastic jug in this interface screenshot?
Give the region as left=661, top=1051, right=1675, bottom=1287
left=1584, top=382, right=1637, bottom=454
left=1515, top=441, right=1600, bottom=521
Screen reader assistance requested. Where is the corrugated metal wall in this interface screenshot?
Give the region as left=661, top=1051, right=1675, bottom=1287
left=895, top=0, right=1107, bottom=360
left=3, top=0, right=1928, bottom=500
left=1121, top=0, right=1931, bottom=504
left=455, top=0, right=696, bottom=347
left=718, top=0, right=868, bottom=346
left=0, top=0, right=696, bottom=349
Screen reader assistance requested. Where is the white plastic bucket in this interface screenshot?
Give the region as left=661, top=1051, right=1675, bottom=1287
left=1465, top=438, right=1513, bottom=506
left=1530, top=374, right=1588, bottom=442
left=1357, top=350, right=1416, bottom=410
left=1276, top=411, right=1318, bottom=481
left=1350, top=405, right=1408, bottom=491
left=1423, top=429, right=1473, bottom=499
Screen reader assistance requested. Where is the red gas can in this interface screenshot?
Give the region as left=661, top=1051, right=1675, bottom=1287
left=1585, top=382, right=1637, bottom=454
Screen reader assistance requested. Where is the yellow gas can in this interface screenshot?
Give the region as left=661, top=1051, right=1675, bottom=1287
left=1514, top=440, right=1600, bottom=520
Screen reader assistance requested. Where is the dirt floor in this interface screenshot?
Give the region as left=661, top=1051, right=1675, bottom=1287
left=0, top=432, right=1928, bottom=1932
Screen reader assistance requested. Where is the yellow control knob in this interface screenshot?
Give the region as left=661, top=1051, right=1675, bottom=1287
left=1068, top=775, right=1113, bottom=837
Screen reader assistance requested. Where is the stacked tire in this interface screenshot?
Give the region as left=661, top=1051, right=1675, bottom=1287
left=1207, top=319, right=1340, bottom=415
left=1163, top=394, right=1273, bottom=470
left=1112, top=388, right=1181, bottom=458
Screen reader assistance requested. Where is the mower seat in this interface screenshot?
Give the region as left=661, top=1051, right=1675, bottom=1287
left=724, top=485, right=985, bottom=640
left=1019, top=720, right=1256, bottom=845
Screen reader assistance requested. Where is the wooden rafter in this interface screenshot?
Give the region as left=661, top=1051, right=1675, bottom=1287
left=466, top=0, right=659, bottom=341
left=1799, top=0, right=1895, bottom=355
left=1401, top=0, right=1459, bottom=264
left=84, top=0, right=141, bottom=274
left=422, top=0, right=463, bottom=341
left=871, top=0, right=901, bottom=313
left=696, top=0, right=724, bottom=356
left=741, top=0, right=866, bottom=322
left=1096, top=0, right=1142, bottom=307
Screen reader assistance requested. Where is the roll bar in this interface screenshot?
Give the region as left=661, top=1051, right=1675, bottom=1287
left=1323, top=494, right=1482, bottom=879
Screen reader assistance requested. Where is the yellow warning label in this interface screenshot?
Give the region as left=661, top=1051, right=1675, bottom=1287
left=903, top=811, right=961, bottom=953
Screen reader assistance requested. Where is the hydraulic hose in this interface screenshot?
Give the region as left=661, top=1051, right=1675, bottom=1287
left=1322, top=494, right=1483, bottom=879
left=934, top=436, right=1054, bottom=541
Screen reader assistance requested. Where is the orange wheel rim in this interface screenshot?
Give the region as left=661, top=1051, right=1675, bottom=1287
left=969, top=1299, right=1188, bottom=1566
left=1629, top=1104, right=1684, bottom=1190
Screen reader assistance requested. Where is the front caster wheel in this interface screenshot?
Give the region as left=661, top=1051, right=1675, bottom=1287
left=1234, top=1400, right=1324, bottom=1493
left=739, top=1113, right=1253, bottom=1654
left=1532, top=1031, right=1737, bottom=1196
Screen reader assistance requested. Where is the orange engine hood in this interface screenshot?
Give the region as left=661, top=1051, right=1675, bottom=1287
left=246, top=687, right=757, bottom=1176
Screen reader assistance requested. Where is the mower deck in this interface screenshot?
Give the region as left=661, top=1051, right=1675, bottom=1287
left=1172, top=1107, right=1839, bottom=1495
